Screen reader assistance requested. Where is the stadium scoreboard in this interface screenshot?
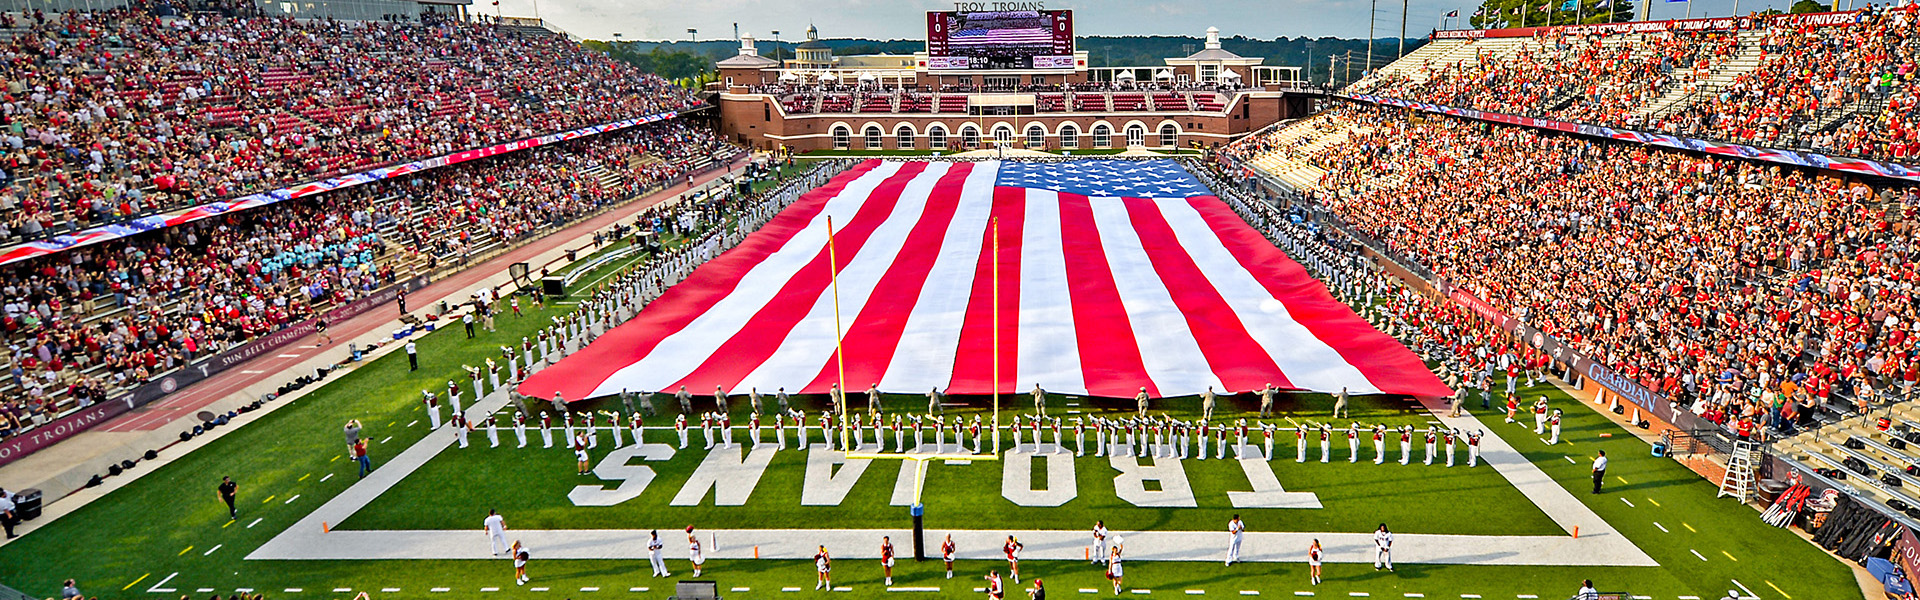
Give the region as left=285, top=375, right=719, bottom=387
left=925, top=9, right=1074, bottom=71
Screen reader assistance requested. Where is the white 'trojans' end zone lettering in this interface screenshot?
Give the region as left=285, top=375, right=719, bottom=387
left=1229, top=450, right=1322, bottom=509
left=671, top=445, right=777, bottom=506
left=1004, top=444, right=1077, bottom=506
left=802, top=446, right=875, bottom=506
left=569, top=443, right=674, bottom=506
left=1111, top=447, right=1197, bottom=507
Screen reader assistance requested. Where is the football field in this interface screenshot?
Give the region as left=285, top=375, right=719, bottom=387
left=0, top=162, right=1866, bottom=600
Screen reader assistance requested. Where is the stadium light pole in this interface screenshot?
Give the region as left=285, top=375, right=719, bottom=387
left=1305, top=40, right=1316, bottom=86
left=1398, top=0, right=1408, bottom=61
left=772, top=30, right=782, bottom=63
left=1365, top=0, right=1377, bottom=81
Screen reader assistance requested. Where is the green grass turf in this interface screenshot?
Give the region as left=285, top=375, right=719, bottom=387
left=338, top=392, right=1561, bottom=536
left=0, top=189, right=1866, bottom=600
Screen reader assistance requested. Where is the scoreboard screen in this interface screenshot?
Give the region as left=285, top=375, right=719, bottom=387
left=926, top=10, right=1074, bottom=70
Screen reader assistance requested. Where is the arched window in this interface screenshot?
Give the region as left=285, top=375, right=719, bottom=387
left=1159, top=124, right=1179, bottom=148
left=928, top=125, right=948, bottom=150
left=1125, top=124, right=1146, bottom=147
left=992, top=126, right=1015, bottom=145
left=1091, top=124, right=1112, bottom=149
left=864, top=125, right=883, bottom=150
left=896, top=125, right=915, bottom=150
left=961, top=127, right=981, bottom=150
left=1026, top=125, right=1046, bottom=149
left=1059, top=124, right=1079, bottom=149
left=832, top=126, right=851, bottom=150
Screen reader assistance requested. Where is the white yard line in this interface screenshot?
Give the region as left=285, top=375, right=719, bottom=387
left=1653, top=522, right=1668, bottom=533
left=203, top=544, right=222, bottom=556
left=145, top=572, right=179, bottom=594
left=1691, top=549, right=1708, bottom=561
left=1619, top=498, right=1634, bottom=508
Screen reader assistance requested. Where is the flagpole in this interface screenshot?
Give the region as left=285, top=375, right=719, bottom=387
left=990, top=217, right=1001, bottom=458
left=828, top=215, right=849, bottom=452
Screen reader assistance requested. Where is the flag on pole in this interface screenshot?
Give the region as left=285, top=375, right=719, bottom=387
left=519, top=160, right=1451, bottom=401
left=1446, top=9, right=1460, bottom=16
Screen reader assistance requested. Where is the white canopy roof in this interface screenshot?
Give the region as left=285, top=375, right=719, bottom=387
left=1115, top=70, right=1136, bottom=80
left=818, top=73, right=838, bottom=81
left=778, top=72, right=800, bottom=81
left=857, top=72, right=876, bottom=81
left=1220, top=70, right=1242, bottom=79
left=1154, top=69, right=1175, bottom=79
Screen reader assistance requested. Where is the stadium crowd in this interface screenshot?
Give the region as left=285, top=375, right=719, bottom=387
left=1234, top=102, right=1919, bottom=436
left=0, top=7, right=704, bottom=244
left=1356, top=4, right=1917, bottom=162
left=0, top=119, right=734, bottom=440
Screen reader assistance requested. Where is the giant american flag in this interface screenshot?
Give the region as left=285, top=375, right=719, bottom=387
left=519, top=159, right=1449, bottom=401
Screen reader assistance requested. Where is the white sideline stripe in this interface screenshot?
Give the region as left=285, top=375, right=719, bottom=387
left=888, top=587, right=941, bottom=592
left=1404, top=595, right=1424, bottom=598
left=1132, top=591, right=1152, bottom=595
left=1350, top=594, right=1369, bottom=598
left=730, top=588, right=749, bottom=592
left=1461, top=596, right=1481, bottom=599
left=431, top=587, right=451, bottom=592
left=409, top=420, right=419, bottom=427
left=382, top=589, right=402, bottom=593
left=1629, top=596, right=1653, bottom=600
left=1295, top=593, right=1314, bottom=597
left=1517, top=596, right=1537, bottom=599
left=531, top=587, right=550, bottom=592
left=782, top=588, right=801, bottom=592
left=203, top=544, right=222, bottom=556
left=236, top=589, right=254, bottom=593
left=1653, top=522, right=1668, bottom=533
left=582, top=587, right=601, bottom=591
left=381, top=436, right=393, bottom=444
left=481, top=588, right=499, bottom=592
left=974, top=588, right=986, bottom=592
left=1730, top=580, right=1757, bottom=599
left=197, top=590, right=215, bottom=594
left=1619, top=497, right=1634, bottom=508
left=284, top=589, right=303, bottom=593
left=334, top=589, right=354, bottom=593
left=1563, top=456, right=1576, bottom=464
left=1240, top=592, right=1260, bottom=596
left=1691, top=549, right=1708, bottom=561
left=633, top=588, right=652, bottom=592
left=247, top=518, right=263, bottom=528
left=320, top=473, right=334, bottom=482
left=1187, top=591, right=1206, bottom=595
left=1679, top=596, right=1700, bottom=599
left=150, top=589, right=176, bottom=594
left=833, top=587, right=853, bottom=592
left=1080, top=589, right=1099, bottom=594
left=285, top=494, right=301, bottom=504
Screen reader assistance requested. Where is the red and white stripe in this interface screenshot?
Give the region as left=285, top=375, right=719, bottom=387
left=519, top=160, right=1448, bottom=401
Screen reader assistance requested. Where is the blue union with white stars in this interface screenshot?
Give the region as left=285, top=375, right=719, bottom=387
left=995, top=159, right=1212, bottom=198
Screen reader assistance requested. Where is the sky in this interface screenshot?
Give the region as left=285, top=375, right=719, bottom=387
left=487, top=0, right=1799, bottom=43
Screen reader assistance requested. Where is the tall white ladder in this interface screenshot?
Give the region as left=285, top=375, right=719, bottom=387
left=1718, top=440, right=1758, bottom=502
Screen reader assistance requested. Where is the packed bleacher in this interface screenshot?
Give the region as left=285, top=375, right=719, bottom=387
left=1228, top=102, right=1919, bottom=444
left=0, top=118, right=736, bottom=440
left=0, top=7, right=705, bottom=246
left=1351, top=4, right=1917, bottom=163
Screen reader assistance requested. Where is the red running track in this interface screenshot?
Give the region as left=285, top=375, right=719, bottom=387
left=98, top=159, right=745, bottom=433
